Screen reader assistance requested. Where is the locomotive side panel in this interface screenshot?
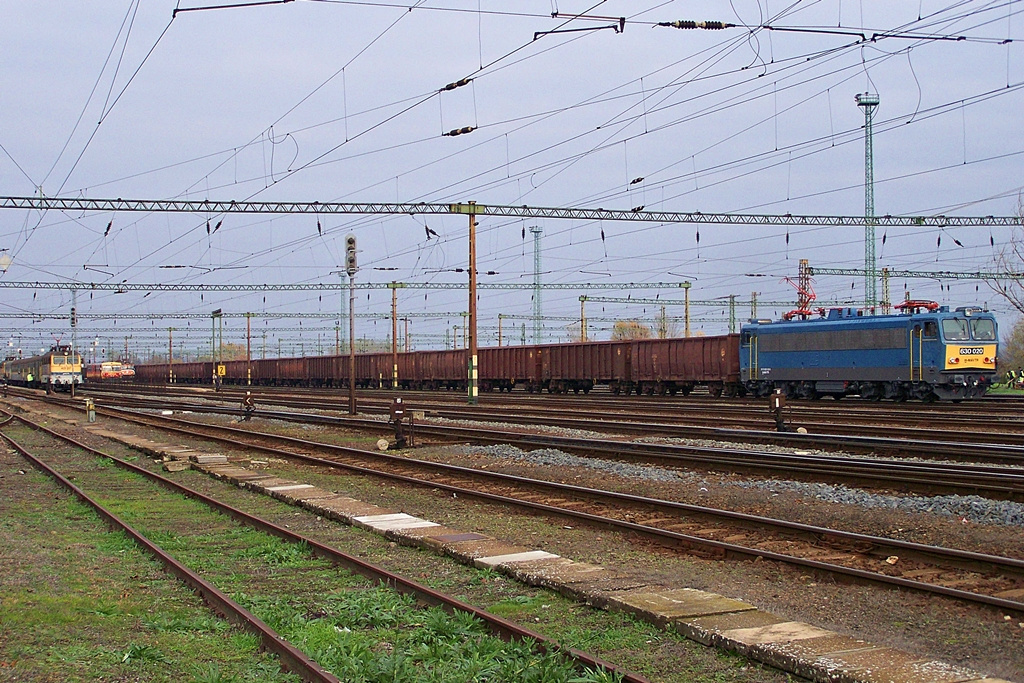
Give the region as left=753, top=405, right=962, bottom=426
left=741, top=307, right=997, bottom=400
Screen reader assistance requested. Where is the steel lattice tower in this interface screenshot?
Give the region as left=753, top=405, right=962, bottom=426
left=530, top=226, right=543, bottom=344
left=856, top=92, right=880, bottom=313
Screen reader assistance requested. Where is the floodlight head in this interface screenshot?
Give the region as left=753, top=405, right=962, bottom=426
left=855, top=92, right=880, bottom=108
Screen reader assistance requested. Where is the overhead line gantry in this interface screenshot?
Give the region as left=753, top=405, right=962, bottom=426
left=2, top=195, right=1020, bottom=227
left=4, top=194, right=1020, bottom=404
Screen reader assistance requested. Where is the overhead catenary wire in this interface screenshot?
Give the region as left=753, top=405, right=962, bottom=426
left=4, top=2, right=1019, bottom=335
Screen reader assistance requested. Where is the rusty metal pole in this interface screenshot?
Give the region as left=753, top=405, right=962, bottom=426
left=392, top=283, right=398, bottom=388
left=468, top=203, right=478, bottom=405
left=348, top=275, right=356, bottom=414
left=167, top=327, right=173, bottom=383
left=683, top=282, right=691, bottom=338
left=246, top=313, right=252, bottom=386
left=580, top=297, right=587, bottom=342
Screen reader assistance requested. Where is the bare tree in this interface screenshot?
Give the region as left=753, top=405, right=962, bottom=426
left=988, top=193, right=1024, bottom=315
left=999, top=318, right=1024, bottom=376
left=611, top=320, right=653, bottom=339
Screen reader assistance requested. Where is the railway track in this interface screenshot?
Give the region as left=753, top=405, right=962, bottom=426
left=49, top=401, right=1024, bottom=617
left=95, top=381, right=1024, bottom=418
left=60, top=388, right=1024, bottom=485
left=0, top=409, right=647, bottom=683
left=82, top=383, right=1024, bottom=457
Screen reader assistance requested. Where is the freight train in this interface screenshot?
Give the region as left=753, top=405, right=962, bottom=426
left=1, top=345, right=83, bottom=390
left=125, top=304, right=997, bottom=402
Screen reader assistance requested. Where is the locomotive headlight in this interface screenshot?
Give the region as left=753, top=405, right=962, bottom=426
left=948, top=357, right=959, bottom=365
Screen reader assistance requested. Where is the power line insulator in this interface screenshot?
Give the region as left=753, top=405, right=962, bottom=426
left=441, top=78, right=472, bottom=92
left=657, top=20, right=734, bottom=30
left=443, top=126, right=476, bottom=137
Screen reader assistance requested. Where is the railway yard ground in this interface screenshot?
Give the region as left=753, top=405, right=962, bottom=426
left=2, top=386, right=1024, bottom=682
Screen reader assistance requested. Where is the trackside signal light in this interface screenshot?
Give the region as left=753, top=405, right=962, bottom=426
left=345, top=234, right=357, bottom=276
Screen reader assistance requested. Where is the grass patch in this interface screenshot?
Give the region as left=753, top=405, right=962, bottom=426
left=0, top=450, right=298, bottom=681
left=5, top=428, right=614, bottom=682
left=235, top=587, right=614, bottom=682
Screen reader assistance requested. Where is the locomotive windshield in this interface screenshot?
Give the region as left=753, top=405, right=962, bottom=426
left=941, top=318, right=970, bottom=341
left=970, top=318, right=996, bottom=341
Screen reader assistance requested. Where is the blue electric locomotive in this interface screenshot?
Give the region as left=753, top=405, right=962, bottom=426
left=739, top=305, right=997, bottom=401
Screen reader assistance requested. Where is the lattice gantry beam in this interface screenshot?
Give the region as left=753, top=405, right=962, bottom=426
left=2, top=195, right=1021, bottom=227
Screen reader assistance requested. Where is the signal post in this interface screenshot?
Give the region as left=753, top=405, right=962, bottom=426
left=467, top=203, right=478, bottom=405
left=345, top=234, right=358, bottom=415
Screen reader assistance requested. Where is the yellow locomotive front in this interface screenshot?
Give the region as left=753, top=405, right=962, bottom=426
left=939, top=313, right=997, bottom=373
left=47, top=346, right=83, bottom=388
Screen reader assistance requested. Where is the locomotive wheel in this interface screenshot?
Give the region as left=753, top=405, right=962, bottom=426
left=861, top=383, right=883, bottom=401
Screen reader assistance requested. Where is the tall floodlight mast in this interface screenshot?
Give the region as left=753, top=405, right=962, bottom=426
left=530, top=227, right=543, bottom=344
left=856, top=92, right=880, bottom=313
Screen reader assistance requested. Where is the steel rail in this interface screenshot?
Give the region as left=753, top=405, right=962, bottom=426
left=13, top=386, right=1024, bottom=494
left=0, top=417, right=341, bottom=683
left=4, top=410, right=650, bottom=683
left=81, top=385, right=1024, bottom=461
left=78, top=391, right=1024, bottom=499
left=80, top=403, right=1024, bottom=614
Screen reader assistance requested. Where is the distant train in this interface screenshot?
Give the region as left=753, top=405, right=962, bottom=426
left=125, top=304, right=997, bottom=402
left=83, top=361, right=135, bottom=382
left=2, top=345, right=83, bottom=391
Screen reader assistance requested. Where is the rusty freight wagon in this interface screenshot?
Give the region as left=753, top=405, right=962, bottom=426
left=539, top=340, right=629, bottom=394
left=479, top=345, right=541, bottom=392
left=629, top=335, right=742, bottom=397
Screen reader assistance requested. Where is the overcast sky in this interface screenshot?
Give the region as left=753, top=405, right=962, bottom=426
left=1, top=1, right=1022, bottom=357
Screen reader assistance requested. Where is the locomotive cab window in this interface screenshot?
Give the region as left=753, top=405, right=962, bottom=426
left=923, top=321, right=938, bottom=339
left=970, top=318, right=996, bottom=341
left=941, top=318, right=969, bottom=341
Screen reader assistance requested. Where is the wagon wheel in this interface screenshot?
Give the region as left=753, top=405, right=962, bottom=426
left=708, top=383, right=723, bottom=398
